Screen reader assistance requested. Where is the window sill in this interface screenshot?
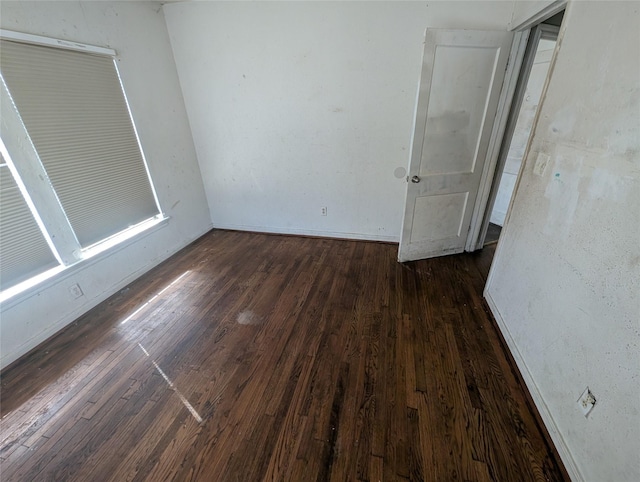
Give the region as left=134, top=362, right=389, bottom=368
left=0, top=215, right=169, bottom=309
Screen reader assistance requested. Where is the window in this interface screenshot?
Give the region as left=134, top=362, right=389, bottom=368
left=0, top=30, right=163, bottom=297
left=0, top=153, right=58, bottom=290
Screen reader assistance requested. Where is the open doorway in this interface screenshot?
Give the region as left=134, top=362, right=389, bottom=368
left=397, top=7, right=566, bottom=262
left=481, top=11, right=564, bottom=246
left=485, top=35, right=557, bottom=243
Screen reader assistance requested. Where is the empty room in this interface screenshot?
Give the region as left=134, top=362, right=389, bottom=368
left=0, top=1, right=637, bottom=481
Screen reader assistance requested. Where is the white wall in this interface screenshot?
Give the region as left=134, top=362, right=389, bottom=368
left=487, top=1, right=640, bottom=480
left=491, top=39, right=554, bottom=226
left=0, top=1, right=212, bottom=368
left=509, top=0, right=559, bottom=29
left=163, top=1, right=514, bottom=241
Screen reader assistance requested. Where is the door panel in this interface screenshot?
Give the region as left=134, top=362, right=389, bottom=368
left=410, top=192, right=469, bottom=242
left=398, top=29, right=513, bottom=262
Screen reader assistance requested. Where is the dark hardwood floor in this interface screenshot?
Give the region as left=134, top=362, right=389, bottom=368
left=0, top=230, right=566, bottom=481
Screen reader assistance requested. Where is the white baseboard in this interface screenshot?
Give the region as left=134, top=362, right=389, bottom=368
left=484, top=290, right=583, bottom=482
left=212, top=222, right=400, bottom=243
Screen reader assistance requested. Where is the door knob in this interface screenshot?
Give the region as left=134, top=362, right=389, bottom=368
left=411, top=175, right=421, bottom=183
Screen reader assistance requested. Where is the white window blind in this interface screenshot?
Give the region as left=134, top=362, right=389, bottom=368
left=0, top=39, right=159, bottom=248
left=0, top=155, right=58, bottom=290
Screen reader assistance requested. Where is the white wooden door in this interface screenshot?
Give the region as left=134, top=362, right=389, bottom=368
left=398, top=29, right=514, bottom=262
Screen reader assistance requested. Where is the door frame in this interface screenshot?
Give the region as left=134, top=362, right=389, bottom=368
left=469, top=23, right=560, bottom=250
left=398, top=29, right=515, bottom=262
left=464, top=1, right=567, bottom=251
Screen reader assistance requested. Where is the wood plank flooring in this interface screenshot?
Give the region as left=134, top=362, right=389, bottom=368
left=0, top=230, right=567, bottom=481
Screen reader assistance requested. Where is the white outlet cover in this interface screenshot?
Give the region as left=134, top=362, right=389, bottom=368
left=577, top=387, right=596, bottom=417
left=69, top=283, right=84, bottom=298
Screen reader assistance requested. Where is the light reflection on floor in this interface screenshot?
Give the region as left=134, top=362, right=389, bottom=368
left=119, top=270, right=191, bottom=326
left=117, top=270, right=202, bottom=422
left=137, top=342, right=203, bottom=423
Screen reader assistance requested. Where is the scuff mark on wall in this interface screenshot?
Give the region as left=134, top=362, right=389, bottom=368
left=548, top=105, right=576, bottom=137
left=543, top=151, right=582, bottom=238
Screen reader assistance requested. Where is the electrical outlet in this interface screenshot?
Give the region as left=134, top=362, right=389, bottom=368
left=69, top=283, right=84, bottom=299
left=577, top=387, right=596, bottom=417
left=320, top=206, right=327, bottom=216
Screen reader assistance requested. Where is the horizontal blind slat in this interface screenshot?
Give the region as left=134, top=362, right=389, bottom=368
left=0, top=164, right=58, bottom=290
left=1, top=39, right=159, bottom=248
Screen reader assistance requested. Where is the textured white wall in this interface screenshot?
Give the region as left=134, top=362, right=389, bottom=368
left=487, top=1, right=640, bottom=480
left=0, top=1, right=212, bottom=368
left=509, top=0, right=559, bottom=29
left=163, top=1, right=514, bottom=241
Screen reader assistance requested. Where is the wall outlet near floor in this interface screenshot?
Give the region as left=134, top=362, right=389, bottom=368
left=320, top=206, right=327, bottom=216
left=69, top=283, right=84, bottom=299
left=577, top=387, right=596, bottom=417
